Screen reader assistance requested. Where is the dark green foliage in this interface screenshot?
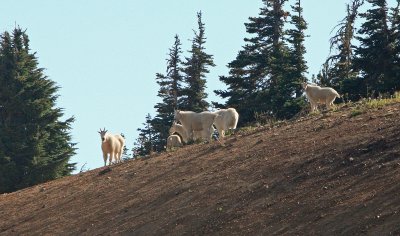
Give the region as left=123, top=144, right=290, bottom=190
left=133, top=0, right=400, bottom=157
left=0, top=28, right=76, bottom=193
left=321, top=0, right=400, bottom=101
left=151, top=35, right=184, bottom=152
left=354, top=0, right=399, bottom=97
left=325, top=0, right=364, bottom=101
left=133, top=12, right=216, bottom=155
left=133, top=113, right=156, bottom=157
left=214, top=0, right=308, bottom=124
left=181, top=11, right=215, bottom=112
left=390, top=1, right=400, bottom=85
left=278, top=0, right=308, bottom=118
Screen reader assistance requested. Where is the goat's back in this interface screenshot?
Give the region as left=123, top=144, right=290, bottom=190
left=305, top=85, right=339, bottom=101
left=177, top=111, right=217, bottom=131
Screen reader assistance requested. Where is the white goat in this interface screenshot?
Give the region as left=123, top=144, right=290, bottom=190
left=169, top=122, right=190, bottom=143
left=169, top=121, right=215, bottom=143
left=174, top=110, right=218, bottom=142
left=98, top=128, right=125, bottom=166
left=302, top=82, right=340, bottom=112
left=213, top=108, right=239, bottom=142
left=166, top=134, right=183, bottom=150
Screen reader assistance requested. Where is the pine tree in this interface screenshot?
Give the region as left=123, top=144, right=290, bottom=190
left=390, top=0, right=400, bottom=83
left=215, top=0, right=278, bottom=123
left=354, top=0, right=398, bottom=97
left=278, top=0, right=308, bottom=118
left=326, top=0, right=364, bottom=101
left=314, top=61, right=334, bottom=86
left=133, top=113, right=156, bottom=157
left=0, top=28, right=76, bottom=193
left=155, top=34, right=185, bottom=111
left=215, top=0, right=303, bottom=123
left=287, top=0, right=308, bottom=92
left=181, top=11, right=215, bottom=112
left=151, top=35, right=184, bottom=152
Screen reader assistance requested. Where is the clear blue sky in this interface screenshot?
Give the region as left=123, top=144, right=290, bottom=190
left=1, top=0, right=396, bottom=171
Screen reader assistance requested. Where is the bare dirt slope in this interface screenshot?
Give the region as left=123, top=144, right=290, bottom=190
left=1, top=103, right=400, bottom=235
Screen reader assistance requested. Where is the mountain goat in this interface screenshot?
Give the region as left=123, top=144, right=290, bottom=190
left=174, top=110, right=218, bottom=142
left=169, top=122, right=190, bottom=143
left=302, top=82, right=340, bottom=112
left=98, top=128, right=125, bottom=166
left=166, top=134, right=183, bottom=150
left=213, top=108, right=239, bottom=143
left=169, top=121, right=215, bottom=143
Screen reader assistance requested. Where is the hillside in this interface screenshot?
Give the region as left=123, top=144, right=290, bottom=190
left=1, top=103, right=400, bottom=235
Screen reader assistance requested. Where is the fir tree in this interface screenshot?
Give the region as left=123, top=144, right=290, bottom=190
left=326, top=0, right=364, bottom=101
left=215, top=0, right=303, bottom=123
left=151, top=35, right=184, bottom=152
left=287, top=0, right=308, bottom=92
left=390, top=1, right=400, bottom=82
left=0, top=28, right=76, bottom=193
left=133, top=113, right=156, bottom=157
left=354, top=0, right=398, bottom=97
left=181, top=11, right=215, bottom=112
left=266, top=0, right=292, bottom=119
left=278, top=0, right=308, bottom=118
left=314, top=61, right=333, bottom=87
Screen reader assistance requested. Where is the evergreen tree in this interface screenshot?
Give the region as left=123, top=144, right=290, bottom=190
left=326, top=0, right=364, bottom=101
left=278, top=0, right=308, bottom=118
left=287, top=0, right=308, bottom=92
left=215, top=0, right=304, bottom=123
left=181, top=11, right=215, bottom=112
left=0, top=28, right=76, bottom=193
left=314, top=61, right=334, bottom=86
left=151, top=35, right=184, bottom=152
left=354, top=0, right=398, bottom=97
left=133, top=113, right=156, bottom=156
left=265, top=0, right=291, bottom=119
left=390, top=1, right=400, bottom=82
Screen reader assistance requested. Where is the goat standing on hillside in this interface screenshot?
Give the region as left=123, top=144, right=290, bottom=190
left=174, top=110, right=218, bottom=142
left=213, top=108, right=239, bottom=143
left=169, top=121, right=215, bottom=143
left=302, top=82, right=340, bottom=112
left=98, top=128, right=125, bottom=166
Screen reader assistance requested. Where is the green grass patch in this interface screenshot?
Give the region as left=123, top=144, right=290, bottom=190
left=350, top=108, right=364, bottom=117
left=346, top=92, right=400, bottom=117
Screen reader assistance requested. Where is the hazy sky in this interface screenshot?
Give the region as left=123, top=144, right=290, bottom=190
left=1, top=0, right=396, bottom=171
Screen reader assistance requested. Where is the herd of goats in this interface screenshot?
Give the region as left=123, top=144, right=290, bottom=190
left=98, top=82, right=341, bottom=166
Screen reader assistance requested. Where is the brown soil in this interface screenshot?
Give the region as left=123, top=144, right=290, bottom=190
left=1, top=103, right=400, bottom=235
